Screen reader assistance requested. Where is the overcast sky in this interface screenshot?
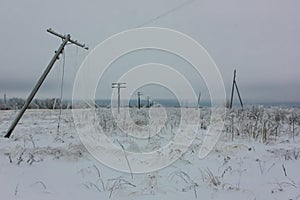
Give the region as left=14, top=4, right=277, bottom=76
left=0, top=0, right=299, bottom=103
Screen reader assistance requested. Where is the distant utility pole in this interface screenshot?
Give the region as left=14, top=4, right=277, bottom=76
left=230, top=69, right=243, bottom=109
left=197, top=91, right=201, bottom=108
left=137, top=92, right=143, bottom=109
left=146, top=96, right=151, bottom=108
left=4, top=93, right=6, bottom=105
left=4, top=28, right=88, bottom=138
left=112, top=83, right=126, bottom=113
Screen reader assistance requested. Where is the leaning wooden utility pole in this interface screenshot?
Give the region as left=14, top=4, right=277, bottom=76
left=229, top=70, right=236, bottom=109
left=112, top=83, right=126, bottom=113
left=4, top=28, right=88, bottom=138
left=229, top=69, right=243, bottom=109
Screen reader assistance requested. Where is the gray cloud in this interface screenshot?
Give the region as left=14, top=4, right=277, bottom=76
left=0, top=0, right=299, bottom=103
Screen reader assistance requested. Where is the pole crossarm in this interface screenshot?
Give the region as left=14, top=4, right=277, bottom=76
left=47, top=28, right=88, bottom=50
left=112, top=83, right=126, bottom=85
left=112, top=83, right=127, bottom=113
left=112, top=83, right=126, bottom=88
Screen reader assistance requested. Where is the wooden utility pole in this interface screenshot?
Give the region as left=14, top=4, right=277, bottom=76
left=197, top=91, right=201, bottom=108
left=4, top=28, right=88, bottom=138
left=112, top=83, right=126, bottom=113
left=137, top=92, right=143, bottom=109
left=229, top=70, right=236, bottom=108
left=4, top=93, right=6, bottom=105
left=230, top=69, right=243, bottom=109
left=147, top=96, right=151, bottom=108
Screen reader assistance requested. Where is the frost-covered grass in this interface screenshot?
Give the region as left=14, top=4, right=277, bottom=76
left=0, top=107, right=300, bottom=200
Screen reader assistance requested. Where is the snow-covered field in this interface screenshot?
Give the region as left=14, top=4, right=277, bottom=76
left=1, top=107, right=300, bottom=200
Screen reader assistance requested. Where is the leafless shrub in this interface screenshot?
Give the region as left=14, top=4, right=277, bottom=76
left=108, top=176, right=136, bottom=198
left=270, top=179, right=297, bottom=194
left=4, top=152, right=12, bottom=163
left=288, top=112, right=299, bottom=142
left=284, top=148, right=300, bottom=160
left=83, top=182, right=102, bottom=192
left=28, top=134, right=36, bottom=148
left=204, top=168, right=221, bottom=187
left=14, top=184, right=19, bottom=196
left=222, top=107, right=300, bottom=144
left=256, top=158, right=275, bottom=174
left=93, top=165, right=105, bottom=191
left=199, top=168, right=221, bottom=190
left=169, top=170, right=198, bottom=198
left=81, top=166, right=135, bottom=198
left=26, top=153, right=37, bottom=165
left=267, top=147, right=300, bottom=161
left=145, top=174, right=159, bottom=195
left=116, top=139, right=133, bottom=179
left=221, top=166, right=232, bottom=178
left=17, top=149, right=25, bottom=165
left=221, top=183, right=240, bottom=191
left=31, top=181, right=47, bottom=190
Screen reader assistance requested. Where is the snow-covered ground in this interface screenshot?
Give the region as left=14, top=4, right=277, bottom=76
left=0, top=107, right=300, bottom=200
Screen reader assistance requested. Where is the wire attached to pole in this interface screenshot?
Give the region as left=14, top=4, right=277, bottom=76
left=135, top=0, right=196, bottom=28
left=56, top=47, right=65, bottom=136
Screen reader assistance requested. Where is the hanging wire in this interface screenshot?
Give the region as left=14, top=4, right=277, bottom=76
left=74, top=45, right=79, bottom=71
left=56, top=47, right=66, bottom=135
left=53, top=48, right=64, bottom=110
left=73, top=46, right=79, bottom=89
left=134, top=0, right=197, bottom=28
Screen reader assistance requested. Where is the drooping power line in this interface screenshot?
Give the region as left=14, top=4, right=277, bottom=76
left=135, top=0, right=197, bottom=28
left=57, top=48, right=66, bottom=135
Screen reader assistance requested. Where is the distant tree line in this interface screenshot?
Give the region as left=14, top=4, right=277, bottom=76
left=0, top=98, right=70, bottom=110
